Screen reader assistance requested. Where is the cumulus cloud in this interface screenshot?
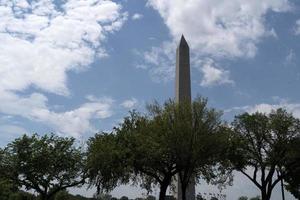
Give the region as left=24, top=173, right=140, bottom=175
left=295, top=19, right=300, bottom=35
left=247, top=103, right=300, bottom=118
left=121, top=98, right=138, bottom=109
left=132, top=13, right=143, bottom=20
left=0, top=0, right=127, bottom=95
left=200, top=59, right=233, bottom=87
left=0, top=92, right=114, bottom=138
left=0, top=0, right=126, bottom=137
left=142, top=0, right=291, bottom=83
left=147, top=0, right=290, bottom=58
left=226, top=101, right=300, bottom=119
left=143, top=42, right=176, bottom=82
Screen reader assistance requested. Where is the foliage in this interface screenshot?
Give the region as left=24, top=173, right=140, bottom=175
left=283, top=137, right=300, bottom=199
left=87, top=133, right=131, bottom=194
left=8, top=191, right=36, bottom=200
left=230, top=109, right=300, bottom=200
left=2, top=134, right=86, bottom=200
left=145, top=195, right=156, bottom=200
left=54, top=190, right=71, bottom=200
left=120, top=196, right=129, bottom=200
left=116, top=97, right=231, bottom=200
left=0, top=179, right=15, bottom=199
left=152, top=98, right=231, bottom=200
left=115, top=108, right=179, bottom=200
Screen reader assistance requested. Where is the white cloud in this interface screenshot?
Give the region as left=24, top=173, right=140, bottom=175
left=132, top=13, right=143, bottom=20
left=142, top=0, right=291, bottom=82
left=0, top=0, right=127, bottom=95
left=0, top=91, right=114, bottom=138
left=226, top=102, right=300, bottom=119
left=0, top=0, right=126, bottom=137
left=148, top=0, right=290, bottom=58
left=247, top=103, right=300, bottom=118
left=143, top=41, right=176, bottom=82
left=295, top=19, right=300, bottom=35
left=121, top=98, right=138, bottom=109
left=200, top=59, right=234, bottom=87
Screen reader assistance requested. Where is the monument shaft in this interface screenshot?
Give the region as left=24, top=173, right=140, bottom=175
left=175, top=36, right=191, bottom=103
left=175, top=36, right=195, bottom=200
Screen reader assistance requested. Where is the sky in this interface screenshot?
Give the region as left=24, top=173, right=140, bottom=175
left=0, top=0, right=300, bottom=199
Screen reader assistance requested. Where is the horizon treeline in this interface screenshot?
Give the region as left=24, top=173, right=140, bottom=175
left=0, top=97, right=299, bottom=200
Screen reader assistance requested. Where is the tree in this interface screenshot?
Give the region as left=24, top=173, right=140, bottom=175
left=8, top=191, right=37, bottom=200
left=0, top=179, right=14, bottom=200
left=231, top=109, right=300, bottom=200
left=3, top=134, right=85, bottom=200
left=117, top=98, right=231, bottom=200
left=145, top=195, right=156, bottom=200
left=53, top=190, right=70, bottom=200
left=120, top=196, right=129, bottom=200
left=283, top=137, right=300, bottom=199
left=238, top=196, right=248, bottom=200
left=93, top=193, right=112, bottom=200
left=114, top=111, right=179, bottom=200
left=87, top=133, right=131, bottom=194
left=166, top=98, right=232, bottom=200
left=87, top=97, right=231, bottom=200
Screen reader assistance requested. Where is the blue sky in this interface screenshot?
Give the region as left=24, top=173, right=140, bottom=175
left=0, top=0, right=300, bottom=199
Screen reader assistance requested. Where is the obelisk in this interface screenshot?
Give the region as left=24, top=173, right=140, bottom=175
left=175, top=35, right=195, bottom=200
left=175, top=35, right=191, bottom=103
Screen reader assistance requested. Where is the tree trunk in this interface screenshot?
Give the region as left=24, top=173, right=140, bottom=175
left=277, top=170, right=285, bottom=200
left=181, top=182, right=187, bottom=200
left=159, top=182, right=169, bottom=200
left=261, top=188, right=268, bottom=200
left=280, top=178, right=285, bottom=200
left=40, top=194, right=47, bottom=200
left=261, top=188, right=273, bottom=200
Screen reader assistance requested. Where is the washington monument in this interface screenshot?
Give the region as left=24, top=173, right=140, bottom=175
left=174, top=35, right=195, bottom=200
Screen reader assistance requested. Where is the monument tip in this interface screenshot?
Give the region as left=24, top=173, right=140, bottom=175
left=179, top=34, right=189, bottom=48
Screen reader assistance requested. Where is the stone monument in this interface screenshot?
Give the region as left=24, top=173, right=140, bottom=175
left=174, top=35, right=195, bottom=200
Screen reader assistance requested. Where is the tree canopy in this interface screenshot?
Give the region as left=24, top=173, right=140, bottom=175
left=283, top=137, right=300, bottom=199
left=230, top=109, right=300, bottom=200
left=87, top=97, right=232, bottom=200
left=86, top=132, right=131, bottom=194
left=1, top=134, right=86, bottom=200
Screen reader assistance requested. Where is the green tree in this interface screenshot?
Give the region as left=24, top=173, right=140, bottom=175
left=145, top=195, right=156, bottom=200
left=165, top=98, right=231, bottom=200
left=0, top=179, right=14, bottom=200
left=120, top=196, right=129, bottom=200
left=238, top=196, right=248, bottom=200
left=3, top=134, right=85, bottom=200
left=87, top=97, right=231, bottom=200
left=283, top=137, right=300, bottom=199
left=93, top=193, right=112, bottom=200
left=117, top=98, right=231, bottom=200
left=54, top=190, right=70, bottom=200
left=115, top=110, right=179, bottom=200
left=231, top=109, right=300, bottom=200
left=87, top=133, right=131, bottom=194
left=8, top=191, right=37, bottom=200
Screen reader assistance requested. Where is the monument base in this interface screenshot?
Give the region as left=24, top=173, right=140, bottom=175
left=173, top=174, right=195, bottom=200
